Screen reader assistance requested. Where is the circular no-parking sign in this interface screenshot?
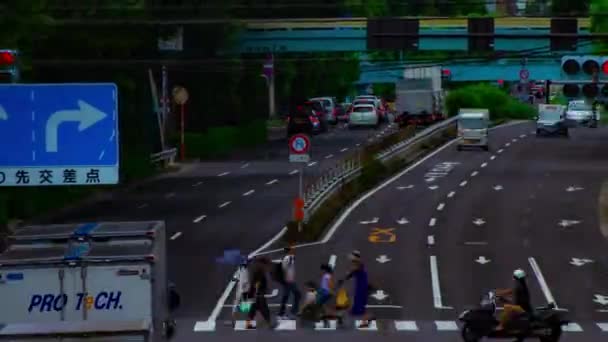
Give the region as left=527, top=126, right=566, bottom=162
left=520, top=69, right=530, bottom=80
left=288, top=134, right=310, bottom=155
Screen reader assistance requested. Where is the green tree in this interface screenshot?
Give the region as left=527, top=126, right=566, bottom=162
left=591, top=0, right=608, bottom=53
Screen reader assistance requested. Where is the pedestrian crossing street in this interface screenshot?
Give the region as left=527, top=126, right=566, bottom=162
left=193, top=319, right=608, bottom=333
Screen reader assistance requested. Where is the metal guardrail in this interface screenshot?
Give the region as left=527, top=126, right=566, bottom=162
left=150, top=148, right=177, bottom=165
left=303, top=117, right=457, bottom=222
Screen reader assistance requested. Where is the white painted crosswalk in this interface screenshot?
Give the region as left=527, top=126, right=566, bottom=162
left=193, top=319, right=608, bottom=333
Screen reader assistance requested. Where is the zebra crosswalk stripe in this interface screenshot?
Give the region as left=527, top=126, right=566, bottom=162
left=394, top=321, right=419, bottom=331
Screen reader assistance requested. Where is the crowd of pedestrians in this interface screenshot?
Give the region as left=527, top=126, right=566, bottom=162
left=231, top=247, right=374, bottom=330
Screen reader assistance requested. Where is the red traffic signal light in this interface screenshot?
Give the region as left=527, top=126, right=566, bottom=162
left=603, top=61, right=608, bottom=75
left=0, top=51, right=15, bottom=66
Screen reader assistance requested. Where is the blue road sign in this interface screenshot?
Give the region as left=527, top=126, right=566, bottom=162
left=0, top=83, right=119, bottom=186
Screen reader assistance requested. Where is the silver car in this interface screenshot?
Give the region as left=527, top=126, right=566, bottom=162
left=566, top=100, right=598, bottom=128
left=348, top=104, right=379, bottom=129
left=536, top=104, right=568, bottom=136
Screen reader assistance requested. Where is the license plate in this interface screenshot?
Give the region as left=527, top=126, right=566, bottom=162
left=463, top=139, right=479, bottom=144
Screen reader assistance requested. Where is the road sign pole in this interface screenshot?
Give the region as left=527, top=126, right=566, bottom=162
left=298, top=165, right=303, bottom=232
left=180, top=104, right=185, bottom=161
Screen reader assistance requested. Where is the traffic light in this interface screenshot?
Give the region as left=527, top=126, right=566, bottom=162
left=560, top=55, right=608, bottom=99
left=0, top=49, right=19, bottom=83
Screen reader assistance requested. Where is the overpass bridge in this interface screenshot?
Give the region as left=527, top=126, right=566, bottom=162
left=236, top=17, right=591, bottom=54
left=233, top=17, right=592, bottom=83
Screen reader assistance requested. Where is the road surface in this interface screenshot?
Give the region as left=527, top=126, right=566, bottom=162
left=194, top=122, right=608, bottom=341
left=35, top=123, right=393, bottom=323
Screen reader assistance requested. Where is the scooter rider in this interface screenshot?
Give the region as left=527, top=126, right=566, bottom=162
left=495, top=269, right=532, bottom=331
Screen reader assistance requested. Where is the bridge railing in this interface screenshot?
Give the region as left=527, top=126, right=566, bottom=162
left=150, top=148, right=177, bottom=166
left=303, top=117, right=457, bottom=221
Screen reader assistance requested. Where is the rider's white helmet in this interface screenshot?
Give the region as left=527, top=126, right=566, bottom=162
left=513, top=269, right=526, bottom=279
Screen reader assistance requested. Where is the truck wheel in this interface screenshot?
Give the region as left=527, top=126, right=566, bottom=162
left=483, top=145, right=489, bottom=151
left=163, top=320, right=176, bottom=339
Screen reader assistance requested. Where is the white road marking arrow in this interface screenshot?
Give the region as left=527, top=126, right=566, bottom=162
left=570, top=258, right=594, bottom=266
left=396, top=185, right=414, bottom=190
left=360, top=217, right=379, bottom=225
left=558, top=219, right=581, bottom=228
left=493, top=185, right=503, bottom=191
left=0, top=104, right=7, bottom=120
left=594, top=295, right=608, bottom=306
left=396, top=217, right=409, bottom=225
left=45, top=100, right=107, bottom=152
left=428, top=185, right=439, bottom=190
left=370, top=290, right=389, bottom=301
left=475, top=256, right=491, bottom=265
left=376, top=255, right=391, bottom=263
left=566, top=186, right=584, bottom=192
left=473, top=218, right=486, bottom=226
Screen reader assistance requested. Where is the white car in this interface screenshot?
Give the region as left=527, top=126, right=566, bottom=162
left=348, top=104, right=379, bottom=129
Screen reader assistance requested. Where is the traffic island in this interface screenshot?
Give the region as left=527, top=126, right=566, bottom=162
left=283, top=125, right=456, bottom=243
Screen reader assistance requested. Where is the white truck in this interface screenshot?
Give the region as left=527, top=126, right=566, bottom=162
left=457, top=108, right=490, bottom=151
left=0, top=221, right=179, bottom=341
left=395, top=66, right=445, bottom=127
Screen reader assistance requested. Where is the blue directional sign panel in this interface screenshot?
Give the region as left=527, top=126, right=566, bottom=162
left=0, top=83, right=119, bottom=186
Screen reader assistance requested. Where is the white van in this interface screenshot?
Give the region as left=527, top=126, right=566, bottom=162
left=457, top=108, right=490, bottom=151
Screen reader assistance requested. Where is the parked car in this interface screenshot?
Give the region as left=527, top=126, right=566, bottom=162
left=287, top=104, right=322, bottom=136
left=348, top=104, right=380, bottom=129
left=309, top=97, right=338, bottom=125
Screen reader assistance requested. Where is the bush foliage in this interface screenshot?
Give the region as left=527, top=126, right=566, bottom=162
left=445, top=84, right=537, bottom=120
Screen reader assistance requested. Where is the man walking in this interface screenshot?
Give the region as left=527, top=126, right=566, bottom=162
left=278, top=246, right=301, bottom=319
left=245, top=257, right=276, bottom=329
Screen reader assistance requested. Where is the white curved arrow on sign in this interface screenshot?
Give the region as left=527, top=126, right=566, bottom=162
left=0, top=105, right=7, bottom=120
left=45, top=100, right=107, bottom=152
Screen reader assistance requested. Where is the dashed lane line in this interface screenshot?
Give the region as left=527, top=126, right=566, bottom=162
left=218, top=171, right=230, bottom=177
left=289, top=170, right=299, bottom=175
left=340, top=148, right=349, bottom=152
left=447, top=191, right=456, bottom=198
left=427, top=235, right=435, bottom=246
left=193, top=181, right=203, bottom=187
left=429, top=218, right=437, bottom=227
left=218, top=201, right=231, bottom=208
left=307, top=161, right=318, bottom=167
left=437, top=203, right=445, bottom=211
left=193, top=215, right=207, bottom=223
left=459, top=180, right=468, bottom=187
left=481, top=162, right=487, bottom=168
left=490, top=155, right=496, bottom=160
left=170, top=232, right=182, bottom=240
left=137, top=203, right=148, bottom=209
left=325, top=154, right=334, bottom=159
left=266, top=179, right=278, bottom=185
left=497, top=149, right=504, bottom=154
left=243, top=189, right=255, bottom=196
left=471, top=171, right=478, bottom=177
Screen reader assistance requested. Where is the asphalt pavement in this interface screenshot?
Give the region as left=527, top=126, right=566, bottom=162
left=33, top=123, right=393, bottom=323
left=193, top=121, right=608, bottom=341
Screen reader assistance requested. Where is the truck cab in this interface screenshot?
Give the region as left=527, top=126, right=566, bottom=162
left=536, top=104, right=568, bottom=137
left=457, top=108, right=490, bottom=151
